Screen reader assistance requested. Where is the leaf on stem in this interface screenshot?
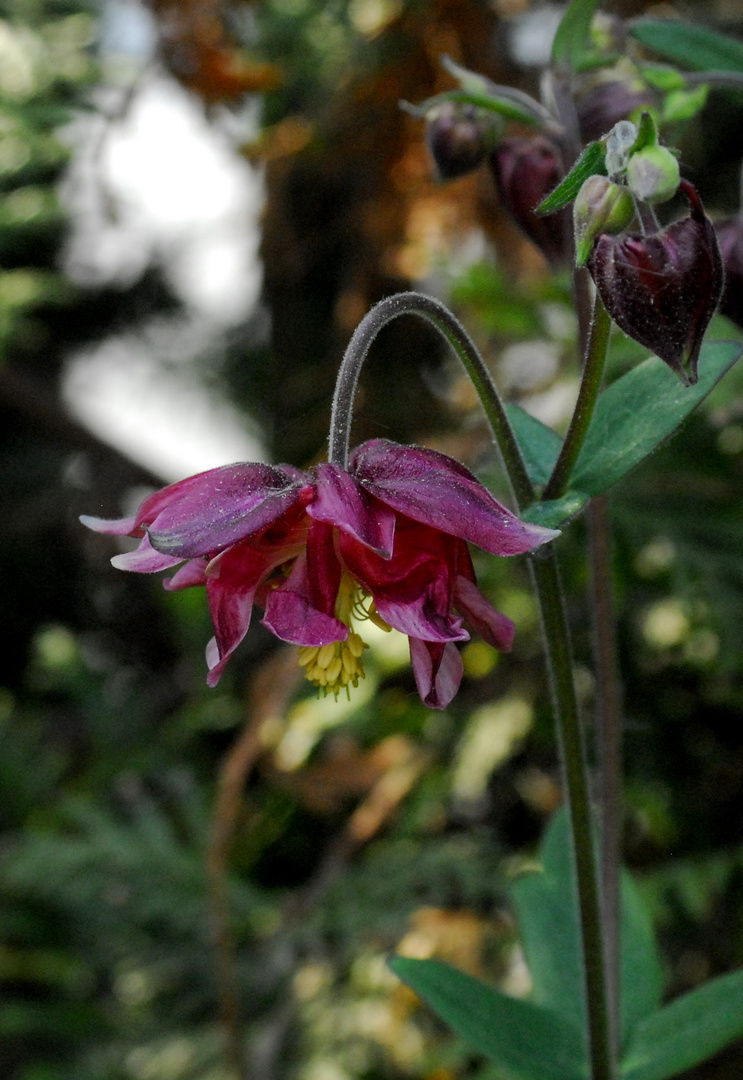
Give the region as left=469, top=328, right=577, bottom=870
left=510, top=808, right=663, bottom=1051
left=628, top=19, right=743, bottom=73
left=571, top=340, right=742, bottom=494
left=551, top=0, right=603, bottom=71
left=536, top=139, right=607, bottom=216
left=388, top=956, right=588, bottom=1080
left=621, top=968, right=743, bottom=1080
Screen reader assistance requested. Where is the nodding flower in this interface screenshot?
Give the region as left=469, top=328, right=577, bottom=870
left=83, top=438, right=556, bottom=708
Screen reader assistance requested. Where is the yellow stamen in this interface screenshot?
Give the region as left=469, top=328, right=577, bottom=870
left=299, top=572, right=370, bottom=700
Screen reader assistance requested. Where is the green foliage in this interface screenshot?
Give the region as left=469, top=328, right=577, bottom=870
left=551, top=0, right=604, bottom=71
left=509, top=340, right=742, bottom=526
left=390, top=955, right=587, bottom=1080
left=536, top=140, right=607, bottom=216
left=629, top=19, right=743, bottom=74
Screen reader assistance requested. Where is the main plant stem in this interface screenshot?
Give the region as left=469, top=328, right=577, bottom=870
left=543, top=292, right=612, bottom=502
left=330, top=290, right=614, bottom=1080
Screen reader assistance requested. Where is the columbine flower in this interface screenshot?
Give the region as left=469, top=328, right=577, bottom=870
left=82, top=439, right=556, bottom=709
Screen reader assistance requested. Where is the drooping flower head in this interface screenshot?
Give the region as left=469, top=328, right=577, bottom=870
left=82, top=439, right=556, bottom=709
left=587, top=180, right=723, bottom=386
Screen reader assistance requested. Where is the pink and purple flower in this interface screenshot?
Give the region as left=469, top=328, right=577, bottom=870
left=82, top=439, right=556, bottom=708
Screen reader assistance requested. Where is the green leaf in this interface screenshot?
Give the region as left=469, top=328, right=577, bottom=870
left=621, top=968, right=743, bottom=1080
left=661, top=84, right=709, bottom=124
left=389, top=956, right=587, bottom=1080
left=511, top=809, right=664, bottom=1051
left=570, top=341, right=743, bottom=495
left=551, top=0, right=603, bottom=71
left=505, top=403, right=562, bottom=486
left=405, top=89, right=543, bottom=128
left=536, top=140, right=606, bottom=215
left=628, top=19, right=743, bottom=73
left=521, top=492, right=589, bottom=529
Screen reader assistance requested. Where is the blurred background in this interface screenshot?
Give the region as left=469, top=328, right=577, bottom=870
left=5, top=0, right=743, bottom=1077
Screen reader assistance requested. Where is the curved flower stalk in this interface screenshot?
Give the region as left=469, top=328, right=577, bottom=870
left=82, top=439, right=556, bottom=708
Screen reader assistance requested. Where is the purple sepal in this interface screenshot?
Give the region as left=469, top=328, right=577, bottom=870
left=409, top=638, right=464, bottom=709
left=351, top=439, right=558, bottom=556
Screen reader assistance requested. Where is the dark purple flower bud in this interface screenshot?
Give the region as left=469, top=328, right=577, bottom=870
left=489, top=136, right=568, bottom=266
left=576, top=80, right=656, bottom=143
left=425, top=102, right=499, bottom=181
left=588, top=181, right=724, bottom=386
left=714, top=218, right=743, bottom=330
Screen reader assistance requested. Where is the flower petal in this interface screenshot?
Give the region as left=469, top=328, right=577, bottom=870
left=80, top=514, right=138, bottom=536
left=350, top=439, right=558, bottom=556
left=111, top=534, right=184, bottom=573
left=163, top=559, right=208, bottom=591
left=454, top=574, right=514, bottom=652
left=308, top=463, right=395, bottom=556
left=262, top=554, right=347, bottom=646
left=203, top=542, right=292, bottom=686
left=305, top=521, right=343, bottom=617
left=144, top=463, right=311, bottom=558
left=409, top=639, right=464, bottom=709
left=375, top=589, right=469, bottom=642
left=339, top=519, right=467, bottom=641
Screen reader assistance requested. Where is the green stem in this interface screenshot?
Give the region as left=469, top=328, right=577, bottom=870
left=328, top=291, right=535, bottom=508
left=530, top=548, right=614, bottom=1080
left=589, top=493, right=622, bottom=1061
left=331, top=288, right=614, bottom=1080
left=542, top=293, right=612, bottom=501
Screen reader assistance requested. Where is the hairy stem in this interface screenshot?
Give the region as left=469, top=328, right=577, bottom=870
left=328, top=291, right=535, bottom=507
left=530, top=548, right=614, bottom=1080
left=542, top=293, right=612, bottom=501
left=589, top=493, right=623, bottom=1059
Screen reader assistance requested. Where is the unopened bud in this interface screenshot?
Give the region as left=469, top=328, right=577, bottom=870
left=588, top=181, right=723, bottom=385
left=626, top=144, right=680, bottom=205
left=573, top=175, right=635, bottom=267
left=577, top=80, right=655, bottom=144
left=489, top=136, right=568, bottom=265
left=425, top=102, right=498, bottom=181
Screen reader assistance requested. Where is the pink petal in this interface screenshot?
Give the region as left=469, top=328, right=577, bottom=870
left=454, top=575, right=515, bottom=652
left=163, top=559, right=208, bottom=591
left=143, top=463, right=311, bottom=558
left=372, top=571, right=469, bottom=643
left=262, top=553, right=347, bottom=646
left=409, top=639, right=464, bottom=709
left=350, top=439, right=558, bottom=556
left=305, top=521, right=343, bottom=617
left=205, top=581, right=258, bottom=687
left=308, top=463, right=395, bottom=556
left=111, top=534, right=184, bottom=573
left=80, top=514, right=138, bottom=536
left=203, top=541, right=301, bottom=684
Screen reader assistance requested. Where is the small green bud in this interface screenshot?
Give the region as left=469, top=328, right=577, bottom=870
left=626, top=144, right=680, bottom=204
left=573, top=175, right=635, bottom=267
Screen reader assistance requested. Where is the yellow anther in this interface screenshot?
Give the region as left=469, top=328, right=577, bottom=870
left=347, top=631, right=365, bottom=657
left=296, top=573, right=373, bottom=699
left=325, top=656, right=343, bottom=684
left=317, top=642, right=337, bottom=668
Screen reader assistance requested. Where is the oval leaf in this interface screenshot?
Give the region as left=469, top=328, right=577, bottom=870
left=570, top=340, right=742, bottom=495
left=621, top=968, right=743, bottom=1080
left=511, top=808, right=663, bottom=1051
left=389, top=956, right=587, bottom=1080
left=629, top=19, right=743, bottom=73
left=551, top=0, right=603, bottom=70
